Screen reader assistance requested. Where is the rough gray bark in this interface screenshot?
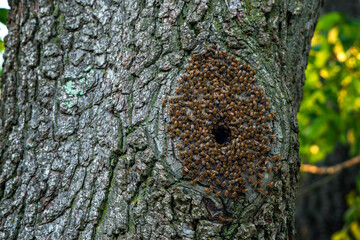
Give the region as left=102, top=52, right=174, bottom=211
left=0, top=0, right=322, bottom=239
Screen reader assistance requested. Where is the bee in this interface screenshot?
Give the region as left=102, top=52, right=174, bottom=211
left=206, top=162, right=211, bottom=169
left=266, top=102, right=270, bottom=109
left=190, top=179, right=197, bottom=185
left=216, top=164, right=221, bottom=171
left=242, top=164, right=247, bottom=171
left=268, top=113, right=273, bottom=120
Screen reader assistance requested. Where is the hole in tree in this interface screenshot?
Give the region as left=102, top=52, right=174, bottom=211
left=212, top=124, right=231, bottom=144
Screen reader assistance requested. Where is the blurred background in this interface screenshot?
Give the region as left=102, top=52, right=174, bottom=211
left=0, top=0, right=8, bottom=73
left=296, top=0, right=360, bottom=239
left=0, top=0, right=359, bottom=239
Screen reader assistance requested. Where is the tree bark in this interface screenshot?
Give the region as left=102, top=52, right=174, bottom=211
left=0, top=0, right=322, bottom=239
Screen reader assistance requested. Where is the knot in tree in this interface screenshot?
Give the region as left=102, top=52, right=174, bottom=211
left=212, top=123, right=230, bottom=145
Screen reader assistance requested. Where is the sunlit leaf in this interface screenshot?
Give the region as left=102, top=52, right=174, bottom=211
left=328, top=27, right=339, bottom=44
left=0, top=40, right=4, bottom=52
left=349, top=221, right=360, bottom=240
left=331, top=230, right=351, bottom=240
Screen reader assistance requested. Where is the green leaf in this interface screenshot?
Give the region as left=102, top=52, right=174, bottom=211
left=0, top=40, right=4, bottom=52
left=356, top=172, right=360, bottom=193
left=304, top=118, right=328, bottom=140
left=0, top=9, right=8, bottom=25
left=316, top=12, right=345, bottom=31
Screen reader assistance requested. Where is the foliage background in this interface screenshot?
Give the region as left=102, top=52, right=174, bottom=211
left=298, top=12, right=360, bottom=240
left=0, top=7, right=6, bottom=75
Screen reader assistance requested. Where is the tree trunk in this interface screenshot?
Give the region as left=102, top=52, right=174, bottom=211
left=0, top=0, right=322, bottom=239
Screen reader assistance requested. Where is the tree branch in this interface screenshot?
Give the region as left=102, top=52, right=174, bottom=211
left=300, top=155, right=360, bottom=174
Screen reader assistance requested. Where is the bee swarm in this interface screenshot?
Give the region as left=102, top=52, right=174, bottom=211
left=167, top=45, right=281, bottom=200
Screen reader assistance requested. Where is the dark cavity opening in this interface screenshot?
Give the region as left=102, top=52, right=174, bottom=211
left=212, top=125, right=231, bottom=144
